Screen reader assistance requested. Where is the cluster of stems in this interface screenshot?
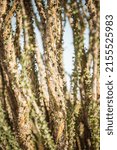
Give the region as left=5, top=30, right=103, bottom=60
left=0, top=0, right=99, bottom=150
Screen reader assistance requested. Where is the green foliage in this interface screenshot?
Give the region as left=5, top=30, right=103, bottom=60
left=88, top=100, right=100, bottom=150
left=0, top=103, right=20, bottom=150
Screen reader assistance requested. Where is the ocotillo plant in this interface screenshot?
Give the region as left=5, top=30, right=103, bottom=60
left=0, top=0, right=99, bottom=150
